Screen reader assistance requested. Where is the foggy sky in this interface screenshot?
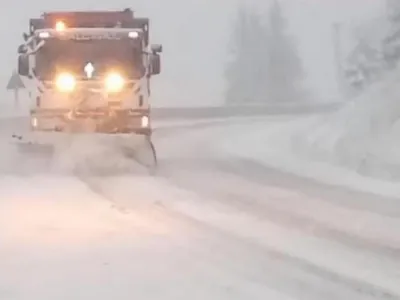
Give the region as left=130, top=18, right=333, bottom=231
left=1, top=0, right=385, bottom=107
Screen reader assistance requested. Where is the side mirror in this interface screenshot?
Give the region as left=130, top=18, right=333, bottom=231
left=150, top=44, right=162, bottom=53
left=150, top=54, right=161, bottom=75
left=18, top=55, right=30, bottom=77
left=23, top=33, right=29, bottom=41
left=17, top=44, right=27, bottom=54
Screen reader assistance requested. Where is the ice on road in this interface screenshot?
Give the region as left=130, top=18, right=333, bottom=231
left=0, top=116, right=399, bottom=299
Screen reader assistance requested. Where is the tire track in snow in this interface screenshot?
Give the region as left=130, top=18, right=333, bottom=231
left=153, top=115, right=400, bottom=257
left=150, top=118, right=400, bottom=298
left=211, top=158, right=400, bottom=257
left=153, top=126, right=400, bottom=262
left=79, top=174, right=400, bottom=300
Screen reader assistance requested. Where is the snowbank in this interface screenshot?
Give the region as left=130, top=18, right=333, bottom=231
left=221, top=70, right=400, bottom=197
left=294, top=70, right=400, bottom=181
left=220, top=116, right=400, bottom=198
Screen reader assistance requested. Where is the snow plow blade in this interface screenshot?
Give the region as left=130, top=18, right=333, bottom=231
left=10, top=131, right=157, bottom=175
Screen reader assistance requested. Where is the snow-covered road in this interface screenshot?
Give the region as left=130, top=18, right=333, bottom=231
left=1, top=115, right=399, bottom=299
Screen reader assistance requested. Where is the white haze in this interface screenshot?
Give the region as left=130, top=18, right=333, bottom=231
left=0, top=0, right=384, bottom=107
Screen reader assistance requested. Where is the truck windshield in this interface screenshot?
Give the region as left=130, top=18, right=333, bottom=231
left=35, top=38, right=144, bottom=80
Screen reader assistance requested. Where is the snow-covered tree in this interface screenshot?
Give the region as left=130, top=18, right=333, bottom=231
left=386, top=0, right=400, bottom=22
left=383, top=0, right=400, bottom=67
left=224, top=5, right=266, bottom=104
left=224, top=1, right=305, bottom=104
left=263, top=0, right=304, bottom=102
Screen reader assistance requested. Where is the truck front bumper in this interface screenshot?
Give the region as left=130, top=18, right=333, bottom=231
left=30, top=108, right=152, bottom=135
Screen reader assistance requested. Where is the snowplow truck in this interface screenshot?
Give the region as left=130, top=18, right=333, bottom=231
left=16, top=9, right=162, bottom=169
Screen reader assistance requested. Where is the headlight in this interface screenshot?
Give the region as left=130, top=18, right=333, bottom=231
left=105, top=72, right=125, bottom=93
left=55, top=21, right=66, bottom=31
left=55, top=73, right=76, bottom=92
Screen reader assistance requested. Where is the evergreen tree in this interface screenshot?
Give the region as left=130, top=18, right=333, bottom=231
left=263, top=0, right=304, bottom=102
left=224, top=5, right=267, bottom=104
left=383, top=0, right=400, bottom=67
left=224, top=1, right=305, bottom=104
left=387, top=0, right=400, bottom=22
